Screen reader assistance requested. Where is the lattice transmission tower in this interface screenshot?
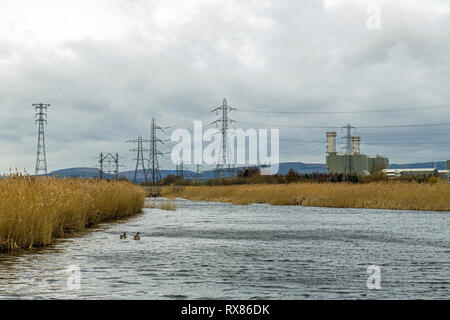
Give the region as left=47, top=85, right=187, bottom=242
left=196, top=164, right=201, bottom=182
left=34, top=103, right=50, bottom=176
left=149, top=117, right=166, bottom=186
left=211, top=98, right=236, bottom=179
left=175, top=161, right=184, bottom=179
left=341, top=123, right=356, bottom=178
left=127, top=135, right=150, bottom=184
left=342, top=123, right=356, bottom=154
left=98, top=152, right=120, bottom=180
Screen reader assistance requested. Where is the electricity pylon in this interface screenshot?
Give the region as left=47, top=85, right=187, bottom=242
left=176, top=161, right=184, bottom=179
left=149, top=117, right=166, bottom=186
left=341, top=124, right=356, bottom=179
left=127, top=135, right=150, bottom=184
left=34, top=103, right=50, bottom=176
left=195, top=164, right=201, bottom=182
left=211, top=98, right=236, bottom=179
left=342, top=124, right=356, bottom=154
left=98, top=152, right=120, bottom=180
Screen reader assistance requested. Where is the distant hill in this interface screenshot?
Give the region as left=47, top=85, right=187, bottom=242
left=49, top=167, right=101, bottom=178
left=46, top=162, right=327, bottom=182
left=48, top=167, right=193, bottom=181
left=47, top=161, right=448, bottom=182
left=275, top=162, right=327, bottom=174
left=118, top=169, right=193, bottom=181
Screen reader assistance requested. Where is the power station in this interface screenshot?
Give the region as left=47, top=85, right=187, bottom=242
left=326, top=126, right=389, bottom=176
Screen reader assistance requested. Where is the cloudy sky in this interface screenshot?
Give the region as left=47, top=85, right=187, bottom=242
left=1, top=0, right=450, bottom=173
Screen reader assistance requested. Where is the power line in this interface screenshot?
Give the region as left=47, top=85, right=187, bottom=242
left=280, top=138, right=325, bottom=143
left=237, top=103, right=450, bottom=115
left=364, top=142, right=450, bottom=146
left=280, top=137, right=450, bottom=146
left=360, top=132, right=450, bottom=136
left=165, top=110, right=211, bottom=129
left=240, top=79, right=450, bottom=103
left=239, top=121, right=450, bottom=129
left=360, top=123, right=450, bottom=129
left=282, top=143, right=326, bottom=155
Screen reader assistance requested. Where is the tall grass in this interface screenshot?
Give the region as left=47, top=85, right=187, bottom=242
left=0, top=175, right=146, bottom=252
left=163, top=181, right=450, bottom=211
left=144, top=199, right=177, bottom=211
left=159, top=200, right=177, bottom=211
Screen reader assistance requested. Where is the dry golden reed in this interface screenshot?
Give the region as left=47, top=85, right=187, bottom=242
left=143, top=199, right=157, bottom=208
left=163, top=181, right=450, bottom=212
left=0, top=175, right=146, bottom=252
left=159, top=200, right=177, bottom=211
left=144, top=199, right=177, bottom=211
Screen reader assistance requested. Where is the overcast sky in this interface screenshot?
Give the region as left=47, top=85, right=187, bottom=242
left=1, top=0, right=450, bottom=173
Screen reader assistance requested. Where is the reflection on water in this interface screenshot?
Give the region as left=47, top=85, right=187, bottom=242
left=0, top=199, right=449, bottom=299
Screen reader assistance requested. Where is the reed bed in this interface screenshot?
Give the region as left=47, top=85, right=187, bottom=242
left=0, top=175, right=146, bottom=252
left=143, top=199, right=157, bottom=208
left=144, top=199, right=177, bottom=211
left=159, top=200, right=177, bottom=211
left=163, top=181, right=450, bottom=212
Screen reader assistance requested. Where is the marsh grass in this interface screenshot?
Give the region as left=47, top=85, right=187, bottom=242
left=163, top=181, right=450, bottom=212
left=0, top=175, right=146, bottom=252
left=143, top=200, right=157, bottom=208
left=144, top=198, right=177, bottom=211
left=159, top=200, right=177, bottom=211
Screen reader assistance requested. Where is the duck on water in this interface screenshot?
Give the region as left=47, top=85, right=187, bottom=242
left=120, top=232, right=141, bottom=240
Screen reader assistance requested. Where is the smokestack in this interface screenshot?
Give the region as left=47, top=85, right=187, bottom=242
left=326, top=131, right=337, bottom=154
left=352, top=136, right=361, bottom=154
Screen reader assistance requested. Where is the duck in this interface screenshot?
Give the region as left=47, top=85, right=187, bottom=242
left=133, top=232, right=141, bottom=240
left=120, top=232, right=127, bottom=239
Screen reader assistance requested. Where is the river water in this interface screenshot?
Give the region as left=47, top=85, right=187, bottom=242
left=0, top=198, right=449, bottom=299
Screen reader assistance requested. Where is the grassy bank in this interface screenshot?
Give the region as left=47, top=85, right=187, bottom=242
left=0, top=176, right=146, bottom=252
left=163, top=181, right=450, bottom=211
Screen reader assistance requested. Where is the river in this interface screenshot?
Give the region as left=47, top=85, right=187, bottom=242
left=0, top=198, right=449, bottom=299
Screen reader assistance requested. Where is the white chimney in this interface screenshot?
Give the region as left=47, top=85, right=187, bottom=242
left=352, top=136, right=361, bottom=154
left=326, top=131, right=337, bottom=154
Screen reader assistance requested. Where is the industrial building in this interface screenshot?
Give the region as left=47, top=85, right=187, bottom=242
left=325, top=127, right=389, bottom=176
left=382, top=168, right=437, bottom=178
left=383, top=163, right=450, bottom=180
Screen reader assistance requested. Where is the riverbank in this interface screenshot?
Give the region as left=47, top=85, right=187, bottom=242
left=0, top=176, right=146, bottom=252
left=163, top=181, right=450, bottom=211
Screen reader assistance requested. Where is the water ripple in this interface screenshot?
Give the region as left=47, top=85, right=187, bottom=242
left=0, top=199, right=449, bottom=299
